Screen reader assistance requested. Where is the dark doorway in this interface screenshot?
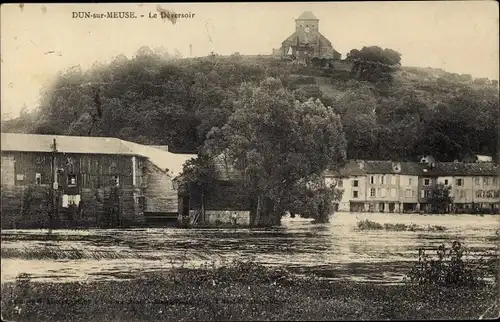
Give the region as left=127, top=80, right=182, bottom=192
left=182, top=195, right=190, bottom=216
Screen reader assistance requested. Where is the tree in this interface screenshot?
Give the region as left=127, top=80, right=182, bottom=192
left=428, top=183, right=453, bottom=214
left=205, top=78, right=347, bottom=226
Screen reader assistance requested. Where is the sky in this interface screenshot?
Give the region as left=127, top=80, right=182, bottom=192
left=1, top=1, right=499, bottom=119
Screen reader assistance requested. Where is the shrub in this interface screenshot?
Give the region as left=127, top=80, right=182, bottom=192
left=406, top=241, right=497, bottom=288
left=357, top=219, right=384, bottom=230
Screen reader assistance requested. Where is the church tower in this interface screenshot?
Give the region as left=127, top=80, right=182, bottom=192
left=295, top=11, right=319, bottom=33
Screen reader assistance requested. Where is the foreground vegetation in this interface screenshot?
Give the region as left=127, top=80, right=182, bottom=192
left=2, top=241, right=499, bottom=321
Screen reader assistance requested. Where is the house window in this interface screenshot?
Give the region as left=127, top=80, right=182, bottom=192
left=380, top=176, right=385, bottom=184
left=405, top=189, right=412, bottom=198
left=424, top=179, right=430, bottom=186
left=391, top=188, right=397, bottom=198
left=112, top=175, right=120, bottom=187
left=370, top=176, right=375, bottom=184
left=338, top=180, right=343, bottom=188
left=380, top=188, right=386, bottom=198
left=444, top=179, right=449, bottom=185
left=411, top=190, right=415, bottom=197
left=421, top=190, right=425, bottom=198
left=483, top=177, right=490, bottom=186
left=493, top=177, right=498, bottom=186
left=475, top=177, right=480, bottom=185
left=424, top=190, right=431, bottom=198
left=459, top=190, right=466, bottom=199
left=352, top=190, right=359, bottom=198
left=16, top=174, right=24, bottom=181
left=408, top=178, right=412, bottom=185
left=352, top=180, right=359, bottom=187
left=68, top=174, right=77, bottom=187
left=456, top=178, right=463, bottom=186
left=370, top=188, right=376, bottom=198
left=35, top=173, right=42, bottom=185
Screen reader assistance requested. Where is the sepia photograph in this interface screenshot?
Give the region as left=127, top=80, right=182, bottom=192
left=0, top=1, right=499, bottom=321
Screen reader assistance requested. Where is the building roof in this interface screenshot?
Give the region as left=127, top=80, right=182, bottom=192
left=1, top=133, right=137, bottom=155
left=421, top=162, right=499, bottom=176
left=326, top=159, right=499, bottom=177
left=1, top=133, right=196, bottom=177
left=297, top=11, right=318, bottom=20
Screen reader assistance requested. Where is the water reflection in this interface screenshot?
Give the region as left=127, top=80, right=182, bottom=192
left=1, top=212, right=498, bottom=284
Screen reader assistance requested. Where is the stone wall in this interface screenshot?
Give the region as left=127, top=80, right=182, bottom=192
left=1, top=155, right=15, bottom=186
left=205, top=210, right=250, bottom=226
left=143, top=161, right=178, bottom=214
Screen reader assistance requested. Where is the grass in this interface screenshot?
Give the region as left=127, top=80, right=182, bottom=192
left=357, top=219, right=447, bottom=232
left=1, top=260, right=498, bottom=321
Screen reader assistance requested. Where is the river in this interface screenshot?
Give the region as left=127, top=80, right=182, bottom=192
left=1, top=212, right=499, bottom=284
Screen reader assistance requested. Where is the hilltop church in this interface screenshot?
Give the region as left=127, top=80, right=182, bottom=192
left=278, top=11, right=341, bottom=61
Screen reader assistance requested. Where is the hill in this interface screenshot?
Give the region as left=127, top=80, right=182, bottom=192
left=2, top=50, right=498, bottom=161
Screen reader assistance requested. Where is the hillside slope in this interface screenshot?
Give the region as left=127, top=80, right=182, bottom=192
left=2, top=53, right=498, bottom=161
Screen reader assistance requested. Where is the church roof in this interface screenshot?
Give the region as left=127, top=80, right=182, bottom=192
left=297, top=11, right=318, bottom=20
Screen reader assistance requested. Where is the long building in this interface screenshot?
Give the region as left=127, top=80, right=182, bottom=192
left=326, top=159, right=499, bottom=214
left=1, top=133, right=195, bottom=228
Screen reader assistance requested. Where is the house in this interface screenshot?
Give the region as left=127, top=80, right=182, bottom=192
left=1, top=133, right=195, bottom=228
left=280, top=11, right=341, bottom=62
left=363, top=161, right=423, bottom=213
left=325, top=160, right=367, bottom=212
left=418, top=162, right=499, bottom=213
left=177, top=151, right=251, bottom=226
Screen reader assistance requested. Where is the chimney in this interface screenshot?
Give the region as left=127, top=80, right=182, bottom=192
left=358, top=160, right=365, bottom=170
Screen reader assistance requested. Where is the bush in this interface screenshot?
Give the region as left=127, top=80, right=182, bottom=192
left=406, top=241, right=497, bottom=288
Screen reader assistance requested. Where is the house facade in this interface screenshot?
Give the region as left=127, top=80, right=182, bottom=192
left=417, top=162, right=499, bottom=213
left=1, top=133, right=195, bottom=228
left=329, top=159, right=498, bottom=214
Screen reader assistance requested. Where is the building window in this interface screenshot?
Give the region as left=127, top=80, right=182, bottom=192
left=380, top=188, right=386, bottom=198
left=112, top=175, right=120, bottom=187
left=352, top=190, right=359, bottom=198
left=424, top=179, right=430, bottom=186
left=475, top=190, right=483, bottom=198
left=444, top=179, right=448, bottom=185
left=483, top=177, right=490, bottom=186
left=68, top=174, right=77, bottom=187
left=411, top=190, right=415, bottom=197
left=408, top=178, right=412, bottom=185
left=352, top=180, right=358, bottom=187
left=380, top=176, right=385, bottom=184
left=370, top=176, right=375, bottom=184
left=459, top=190, right=466, bottom=199
left=391, top=188, right=397, bottom=198
left=475, top=177, right=480, bottom=185
left=338, top=180, right=343, bottom=188
left=16, top=174, right=25, bottom=182
left=456, top=178, right=463, bottom=186
left=370, top=188, right=376, bottom=198
left=35, top=173, right=42, bottom=185
left=493, top=177, right=498, bottom=186
left=405, top=189, right=412, bottom=198
left=421, top=190, right=425, bottom=198
left=424, top=190, right=431, bottom=198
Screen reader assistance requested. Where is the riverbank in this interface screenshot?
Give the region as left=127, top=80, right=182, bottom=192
left=1, top=261, right=498, bottom=321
